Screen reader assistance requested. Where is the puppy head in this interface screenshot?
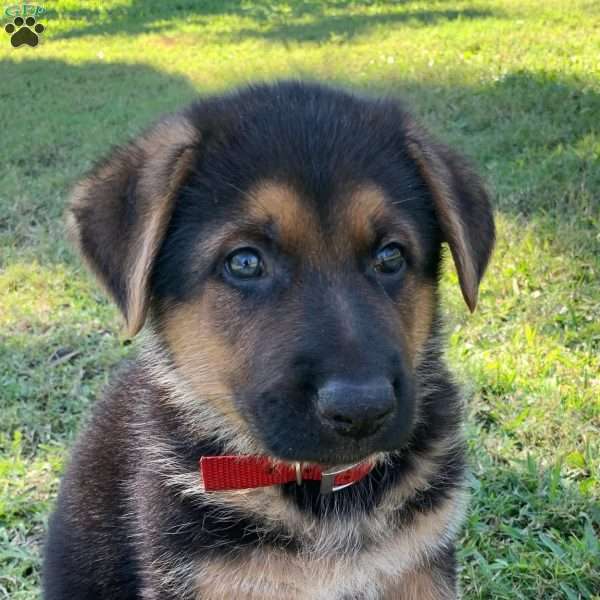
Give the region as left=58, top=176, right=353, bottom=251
left=68, top=82, right=494, bottom=464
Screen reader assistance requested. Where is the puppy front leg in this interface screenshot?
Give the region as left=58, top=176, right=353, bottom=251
left=382, top=549, right=458, bottom=600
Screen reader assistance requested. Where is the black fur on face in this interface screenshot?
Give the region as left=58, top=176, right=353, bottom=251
left=144, top=81, right=493, bottom=465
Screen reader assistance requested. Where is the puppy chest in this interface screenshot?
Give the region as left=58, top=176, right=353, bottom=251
left=193, top=542, right=420, bottom=600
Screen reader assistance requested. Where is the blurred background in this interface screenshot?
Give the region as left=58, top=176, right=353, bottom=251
left=0, top=1, right=598, bottom=598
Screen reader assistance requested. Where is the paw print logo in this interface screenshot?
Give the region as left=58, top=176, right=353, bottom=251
left=5, top=16, right=45, bottom=47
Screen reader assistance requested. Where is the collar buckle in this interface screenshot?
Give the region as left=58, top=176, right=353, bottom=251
left=319, top=462, right=363, bottom=494
left=294, top=461, right=303, bottom=486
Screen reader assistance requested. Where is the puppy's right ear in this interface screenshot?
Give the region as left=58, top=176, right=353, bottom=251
left=67, top=115, right=199, bottom=336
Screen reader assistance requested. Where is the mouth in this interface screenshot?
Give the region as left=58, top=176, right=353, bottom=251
left=250, top=415, right=408, bottom=466
left=263, top=441, right=384, bottom=467
left=285, top=452, right=386, bottom=474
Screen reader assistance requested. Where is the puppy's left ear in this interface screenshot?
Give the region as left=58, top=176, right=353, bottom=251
left=67, top=115, right=199, bottom=336
left=404, top=119, right=495, bottom=312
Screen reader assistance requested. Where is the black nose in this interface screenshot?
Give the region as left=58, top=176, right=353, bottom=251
left=316, top=378, right=395, bottom=439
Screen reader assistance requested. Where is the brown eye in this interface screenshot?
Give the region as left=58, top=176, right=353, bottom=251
left=374, top=243, right=405, bottom=275
left=225, top=248, right=263, bottom=279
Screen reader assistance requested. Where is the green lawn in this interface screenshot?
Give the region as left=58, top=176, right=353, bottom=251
left=1, top=1, right=599, bottom=598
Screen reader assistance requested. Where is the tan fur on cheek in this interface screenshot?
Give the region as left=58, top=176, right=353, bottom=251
left=408, top=281, right=436, bottom=367
left=396, top=278, right=436, bottom=368
left=161, top=294, right=246, bottom=428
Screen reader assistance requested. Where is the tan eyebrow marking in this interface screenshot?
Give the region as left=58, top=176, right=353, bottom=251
left=244, top=180, right=322, bottom=253
left=338, top=183, right=424, bottom=265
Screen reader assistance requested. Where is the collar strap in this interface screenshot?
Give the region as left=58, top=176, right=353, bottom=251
left=200, top=456, right=373, bottom=494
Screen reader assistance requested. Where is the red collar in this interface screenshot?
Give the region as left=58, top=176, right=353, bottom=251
left=200, top=456, right=374, bottom=494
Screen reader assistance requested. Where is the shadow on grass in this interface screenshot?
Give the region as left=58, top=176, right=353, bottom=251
left=0, top=58, right=198, bottom=168
left=1, top=60, right=598, bottom=275
left=0, top=58, right=198, bottom=262
left=230, top=7, right=496, bottom=43
left=354, top=71, right=600, bottom=227
left=48, top=0, right=498, bottom=42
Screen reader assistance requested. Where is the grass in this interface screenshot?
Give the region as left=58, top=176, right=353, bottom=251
left=0, top=0, right=598, bottom=597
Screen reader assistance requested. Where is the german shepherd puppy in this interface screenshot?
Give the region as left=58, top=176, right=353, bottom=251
left=43, top=81, right=494, bottom=599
